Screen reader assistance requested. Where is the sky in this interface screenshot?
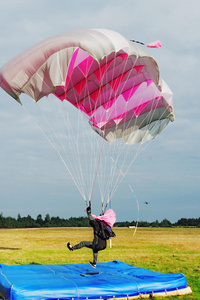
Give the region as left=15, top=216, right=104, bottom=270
left=0, top=0, right=199, bottom=223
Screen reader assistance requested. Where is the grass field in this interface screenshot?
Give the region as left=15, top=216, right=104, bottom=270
left=0, top=227, right=199, bottom=299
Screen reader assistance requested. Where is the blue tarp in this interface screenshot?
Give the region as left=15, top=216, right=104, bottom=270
left=0, top=260, right=188, bottom=300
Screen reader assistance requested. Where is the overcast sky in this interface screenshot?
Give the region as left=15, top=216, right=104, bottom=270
left=0, top=0, right=199, bottom=222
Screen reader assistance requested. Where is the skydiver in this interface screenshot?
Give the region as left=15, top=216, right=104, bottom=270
left=67, top=205, right=115, bottom=268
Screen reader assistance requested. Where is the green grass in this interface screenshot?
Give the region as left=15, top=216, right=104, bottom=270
left=0, top=227, right=199, bottom=299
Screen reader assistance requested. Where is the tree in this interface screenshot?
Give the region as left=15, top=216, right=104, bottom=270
left=44, top=214, right=51, bottom=227
left=0, top=213, right=4, bottom=228
left=151, top=220, right=160, bottom=227
left=36, top=214, right=43, bottom=227
left=160, top=219, right=172, bottom=227
left=17, top=214, right=21, bottom=222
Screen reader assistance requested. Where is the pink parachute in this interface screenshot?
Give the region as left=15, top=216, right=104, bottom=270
left=0, top=29, right=174, bottom=145
left=0, top=29, right=175, bottom=213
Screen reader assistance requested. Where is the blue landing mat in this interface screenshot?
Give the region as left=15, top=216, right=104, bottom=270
left=0, top=260, right=189, bottom=300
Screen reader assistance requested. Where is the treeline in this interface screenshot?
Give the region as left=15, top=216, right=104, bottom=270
left=0, top=213, right=89, bottom=229
left=0, top=213, right=199, bottom=228
left=115, top=218, right=200, bottom=228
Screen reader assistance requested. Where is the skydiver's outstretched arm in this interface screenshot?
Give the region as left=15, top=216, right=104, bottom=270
left=86, top=205, right=95, bottom=221
left=86, top=206, right=99, bottom=243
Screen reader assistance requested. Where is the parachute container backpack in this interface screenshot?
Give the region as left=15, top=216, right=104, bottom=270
left=0, top=28, right=175, bottom=213
left=92, top=208, right=116, bottom=239
left=97, top=219, right=116, bottom=240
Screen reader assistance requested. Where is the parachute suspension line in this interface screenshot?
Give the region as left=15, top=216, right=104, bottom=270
left=68, top=83, right=93, bottom=202
left=109, top=94, right=161, bottom=194
left=76, top=108, right=88, bottom=199
left=85, top=80, right=103, bottom=205
left=43, top=96, right=87, bottom=203
left=106, top=98, right=170, bottom=213
left=106, top=101, right=171, bottom=211
left=68, top=94, right=89, bottom=206
left=78, top=111, right=91, bottom=201
left=105, top=93, right=172, bottom=210
left=40, top=97, right=84, bottom=199
left=22, top=104, right=87, bottom=204
left=50, top=96, right=86, bottom=200
left=65, top=82, right=88, bottom=203
left=109, top=157, right=140, bottom=236
left=67, top=107, right=87, bottom=201
left=112, top=72, right=168, bottom=188
left=107, top=138, right=144, bottom=208
left=38, top=101, right=86, bottom=205
left=100, top=52, right=137, bottom=210
left=89, top=124, right=107, bottom=213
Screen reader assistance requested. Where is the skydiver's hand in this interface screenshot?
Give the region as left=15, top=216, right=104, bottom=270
left=86, top=206, right=91, bottom=214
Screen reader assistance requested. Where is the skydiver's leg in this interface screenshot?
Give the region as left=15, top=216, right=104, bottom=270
left=93, top=251, right=98, bottom=264
left=67, top=241, right=93, bottom=251
left=89, top=251, right=98, bottom=268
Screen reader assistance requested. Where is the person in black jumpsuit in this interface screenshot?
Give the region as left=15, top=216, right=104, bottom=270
left=67, top=206, right=106, bottom=268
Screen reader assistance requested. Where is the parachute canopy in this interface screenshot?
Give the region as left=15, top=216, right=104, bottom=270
left=0, top=29, right=175, bottom=208
left=0, top=29, right=175, bottom=145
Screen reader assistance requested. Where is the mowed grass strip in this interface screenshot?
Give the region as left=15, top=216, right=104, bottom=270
left=0, top=227, right=199, bottom=299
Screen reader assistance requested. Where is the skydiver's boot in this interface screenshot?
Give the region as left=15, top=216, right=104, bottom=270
left=67, top=242, right=73, bottom=251
left=90, top=252, right=98, bottom=268
left=89, top=262, right=96, bottom=268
